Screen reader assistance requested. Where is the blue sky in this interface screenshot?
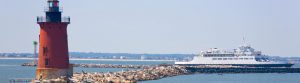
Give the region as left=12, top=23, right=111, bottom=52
left=0, top=0, right=299, bottom=56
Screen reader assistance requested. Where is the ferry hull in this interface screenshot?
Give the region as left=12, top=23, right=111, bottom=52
left=176, top=64, right=294, bottom=67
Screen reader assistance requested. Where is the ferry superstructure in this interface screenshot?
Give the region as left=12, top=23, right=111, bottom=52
left=175, top=44, right=294, bottom=67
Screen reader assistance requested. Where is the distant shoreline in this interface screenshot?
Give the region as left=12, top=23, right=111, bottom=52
left=0, top=57, right=175, bottom=62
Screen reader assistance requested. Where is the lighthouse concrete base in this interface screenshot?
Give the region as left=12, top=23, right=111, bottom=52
left=35, top=64, right=73, bottom=80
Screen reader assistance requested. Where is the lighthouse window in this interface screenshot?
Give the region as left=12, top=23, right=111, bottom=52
left=45, top=59, right=49, bottom=66
left=49, top=3, right=53, bottom=7
left=43, top=47, right=47, bottom=56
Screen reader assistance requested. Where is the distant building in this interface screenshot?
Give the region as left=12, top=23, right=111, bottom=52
left=113, top=56, right=117, bottom=59
left=140, top=55, right=146, bottom=60
left=120, top=56, right=125, bottom=59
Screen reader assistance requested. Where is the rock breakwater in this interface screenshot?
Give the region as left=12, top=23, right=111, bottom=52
left=70, top=65, right=189, bottom=83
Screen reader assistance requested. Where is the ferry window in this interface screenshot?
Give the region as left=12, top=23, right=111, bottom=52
left=218, top=58, right=222, bottom=60
left=239, top=58, right=243, bottom=60
left=230, top=54, right=234, bottom=57
left=234, top=58, right=238, bottom=60
left=223, top=58, right=227, bottom=60
left=212, top=58, right=217, bottom=60
left=244, top=58, right=249, bottom=60
left=255, top=58, right=260, bottom=61
left=249, top=58, right=254, bottom=60
left=228, top=58, right=233, bottom=60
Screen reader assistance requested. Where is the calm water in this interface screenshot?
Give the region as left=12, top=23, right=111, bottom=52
left=0, top=59, right=299, bottom=83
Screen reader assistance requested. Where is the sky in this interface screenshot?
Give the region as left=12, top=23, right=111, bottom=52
left=0, top=0, right=299, bottom=57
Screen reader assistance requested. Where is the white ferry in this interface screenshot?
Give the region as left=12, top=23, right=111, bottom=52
left=175, top=44, right=294, bottom=67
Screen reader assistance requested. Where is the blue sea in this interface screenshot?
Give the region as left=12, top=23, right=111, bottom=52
left=0, top=59, right=299, bottom=83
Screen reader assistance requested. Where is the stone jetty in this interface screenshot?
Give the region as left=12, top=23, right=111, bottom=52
left=31, top=65, right=189, bottom=83
left=70, top=65, right=189, bottom=83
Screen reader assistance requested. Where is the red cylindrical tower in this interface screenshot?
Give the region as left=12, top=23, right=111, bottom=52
left=36, top=0, right=72, bottom=80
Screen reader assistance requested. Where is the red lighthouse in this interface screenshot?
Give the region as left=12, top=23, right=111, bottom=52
left=36, top=0, right=72, bottom=80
